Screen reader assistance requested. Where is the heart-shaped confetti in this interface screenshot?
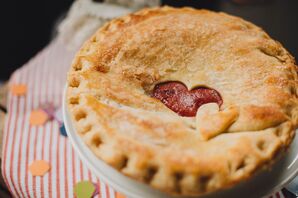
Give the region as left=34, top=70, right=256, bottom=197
left=74, top=181, right=95, bottom=198
left=29, top=160, right=50, bottom=176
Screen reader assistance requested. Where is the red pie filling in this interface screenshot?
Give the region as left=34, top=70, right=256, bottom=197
left=152, top=82, right=223, bottom=117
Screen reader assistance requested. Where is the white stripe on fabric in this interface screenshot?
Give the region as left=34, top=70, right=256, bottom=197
left=67, top=142, right=74, bottom=198
left=100, top=180, right=107, bottom=198
left=109, top=186, right=115, bottom=198
left=51, top=123, right=58, bottom=198
left=42, top=122, right=51, bottom=198
left=11, top=69, right=26, bottom=197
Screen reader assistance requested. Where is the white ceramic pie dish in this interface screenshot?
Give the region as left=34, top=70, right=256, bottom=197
left=63, top=88, right=298, bottom=198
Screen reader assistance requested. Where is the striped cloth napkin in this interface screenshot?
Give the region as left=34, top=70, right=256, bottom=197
left=1, top=38, right=286, bottom=198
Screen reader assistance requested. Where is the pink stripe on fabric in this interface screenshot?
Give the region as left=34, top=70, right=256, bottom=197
left=27, top=51, right=44, bottom=197
left=56, top=125, right=61, bottom=198
left=40, top=124, right=47, bottom=197
left=64, top=138, right=69, bottom=198
left=88, top=170, right=92, bottom=181
left=9, top=70, right=24, bottom=198
left=99, top=181, right=102, bottom=198
left=15, top=67, right=30, bottom=198
left=18, top=66, right=33, bottom=197
left=79, top=161, right=84, bottom=181
left=72, top=147, right=76, bottom=196
left=48, top=122, right=54, bottom=198
left=33, top=50, right=48, bottom=198
left=40, top=51, right=50, bottom=198
left=100, top=180, right=107, bottom=198
left=40, top=57, right=50, bottom=198
left=67, top=142, right=74, bottom=197
left=48, top=45, right=56, bottom=198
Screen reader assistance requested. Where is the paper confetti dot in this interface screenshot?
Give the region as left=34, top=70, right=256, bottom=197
left=59, top=124, right=67, bottom=137
left=115, top=192, right=126, bottom=198
left=10, top=84, right=27, bottom=96
left=74, top=181, right=95, bottom=198
left=40, top=103, right=56, bottom=120
left=29, top=160, right=50, bottom=176
left=29, top=109, right=49, bottom=126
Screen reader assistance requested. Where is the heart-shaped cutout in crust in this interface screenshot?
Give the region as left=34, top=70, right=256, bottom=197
left=152, top=81, right=223, bottom=117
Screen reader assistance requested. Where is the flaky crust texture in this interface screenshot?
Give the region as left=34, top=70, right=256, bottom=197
left=67, top=6, right=298, bottom=196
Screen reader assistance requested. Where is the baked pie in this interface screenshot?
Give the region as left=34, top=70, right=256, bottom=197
left=67, top=6, right=298, bottom=196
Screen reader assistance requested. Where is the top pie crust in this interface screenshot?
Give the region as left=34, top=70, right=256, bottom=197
left=67, top=6, right=298, bottom=196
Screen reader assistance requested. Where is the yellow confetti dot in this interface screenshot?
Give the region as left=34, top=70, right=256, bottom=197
left=29, top=160, right=50, bottom=176
left=10, top=84, right=27, bottom=96
left=74, top=181, right=95, bottom=198
left=29, top=110, right=48, bottom=126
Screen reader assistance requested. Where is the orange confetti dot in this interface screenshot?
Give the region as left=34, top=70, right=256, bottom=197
left=10, top=84, right=27, bottom=96
left=29, top=110, right=48, bottom=126
left=115, top=192, right=126, bottom=198
left=29, top=160, right=50, bottom=176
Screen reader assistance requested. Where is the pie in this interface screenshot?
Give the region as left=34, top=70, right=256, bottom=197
left=67, top=6, right=298, bottom=196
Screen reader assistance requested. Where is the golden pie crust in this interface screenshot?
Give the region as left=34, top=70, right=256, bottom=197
left=67, top=6, right=298, bottom=196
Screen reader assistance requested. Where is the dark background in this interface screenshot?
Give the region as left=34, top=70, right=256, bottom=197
left=0, top=0, right=297, bottom=80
